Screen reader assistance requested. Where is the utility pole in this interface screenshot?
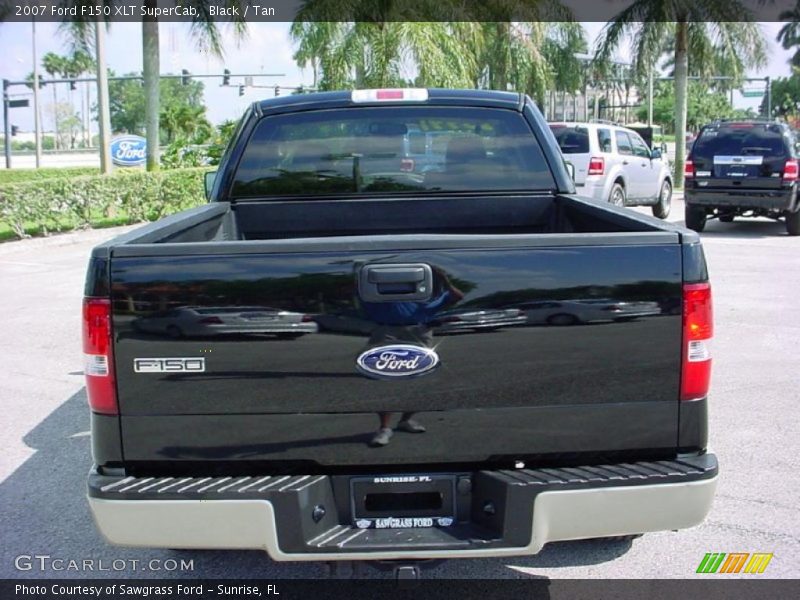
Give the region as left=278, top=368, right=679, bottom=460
left=32, top=21, right=42, bottom=167
left=766, top=76, right=772, bottom=118
left=647, top=68, right=654, bottom=127
left=95, top=18, right=112, bottom=174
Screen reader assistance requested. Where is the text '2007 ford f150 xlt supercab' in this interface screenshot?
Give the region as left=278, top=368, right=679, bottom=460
left=84, top=89, right=717, bottom=568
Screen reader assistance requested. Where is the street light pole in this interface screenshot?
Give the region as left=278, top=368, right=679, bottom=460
left=32, top=20, right=42, bottom=168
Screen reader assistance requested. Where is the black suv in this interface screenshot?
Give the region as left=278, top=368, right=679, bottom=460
left=684, top=119, right=800, bottom=235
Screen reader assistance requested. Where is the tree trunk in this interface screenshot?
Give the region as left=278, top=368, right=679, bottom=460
left=52, top=85, right=59, bottom=150
left=674, top=21, right=689, bottom=189
left=142, top=4, right=160, bottom=171
left=95, top=20, right=113, bottom=174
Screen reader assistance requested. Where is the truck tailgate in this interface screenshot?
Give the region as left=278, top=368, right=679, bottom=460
left=110, top=236, right=683, bottom=468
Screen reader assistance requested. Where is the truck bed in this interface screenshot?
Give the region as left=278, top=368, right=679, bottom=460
left=104, top=193, right=668, bottom=248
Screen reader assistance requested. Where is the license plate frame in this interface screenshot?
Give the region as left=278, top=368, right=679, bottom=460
left=350, top=474, right=456, bottom=529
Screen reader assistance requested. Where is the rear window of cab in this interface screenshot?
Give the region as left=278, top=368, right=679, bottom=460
left=232, top=106, right=556, bottom=197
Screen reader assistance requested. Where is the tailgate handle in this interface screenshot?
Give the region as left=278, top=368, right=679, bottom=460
left=359, top=264, right=433, bottom=303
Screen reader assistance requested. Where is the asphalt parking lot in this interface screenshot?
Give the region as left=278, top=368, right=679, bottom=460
left=0, top=195, right=798, bottom=579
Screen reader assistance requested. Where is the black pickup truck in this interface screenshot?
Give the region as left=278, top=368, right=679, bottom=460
left=84, top=89, right=717, bottom=569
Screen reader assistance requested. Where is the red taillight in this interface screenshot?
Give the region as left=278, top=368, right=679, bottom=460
left=82, top=298, right=118, bottom=415
left=301, top=314, right=314, bottom=322
left=684, top=160, right=695, bottom=179
left=681, top=283, right=713, bottom=401
left=588, top=157, right=604, bottom=176
left=198, top=316, right=223, bottom=324
left=783, top=159, right=798, bottom=182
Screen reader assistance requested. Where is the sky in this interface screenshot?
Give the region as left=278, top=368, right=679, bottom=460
left=0, top=21, right=792, bottom=133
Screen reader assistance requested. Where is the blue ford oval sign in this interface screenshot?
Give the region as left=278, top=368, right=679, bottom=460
left=110, top=135, right=147, bottom=167
left=356, top=344, right=440, bottom=379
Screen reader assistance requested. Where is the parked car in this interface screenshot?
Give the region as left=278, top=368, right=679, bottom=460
left=85, top=89, right=715, bottom=571
left=431, top=307, right=527, bottom=333
left=133, top=306, right=318, bottom=339
left=684, top=119, right=800, bottom=235
left=549, top=121, right=673, bottom=219
left=516, top=299, right=661, bottom=326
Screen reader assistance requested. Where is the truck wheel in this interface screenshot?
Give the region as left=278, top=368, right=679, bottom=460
left=786, top=208, right=800, bottom=236
left=608, top=183, right=625, bottom=207
left=685, top=205, right=707, bottom=232
left=651, top=180, right=672, bottom=219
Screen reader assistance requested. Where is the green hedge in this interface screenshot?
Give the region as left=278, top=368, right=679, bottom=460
left=0, top=167, right=209, bottom=240
left=0, top=167, right=100, bottom=185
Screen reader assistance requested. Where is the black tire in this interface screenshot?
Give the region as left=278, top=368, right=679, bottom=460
left=719, top=214, right=734, bottom=223
left=786, top=208, right=800, bottom=236
left=651, top=180, right=672, bottom=219
left=685, top=205, right=707, bottom=232
left=547, top=313, right=579, bottom=326
left=608, top=183, right=626, bottom=207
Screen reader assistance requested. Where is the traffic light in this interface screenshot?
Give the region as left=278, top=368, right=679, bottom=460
left=238, top=85, right=245, bottom=97
left=181, top=69, right=191, bottom=86
left=222, top=69, right=231, bottom=86
left=274, top=85, right=280, bottom=97
left=11, top=125, right=19, bottom=136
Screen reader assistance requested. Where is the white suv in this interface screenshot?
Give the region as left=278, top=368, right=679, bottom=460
left=549, top=121, right=673, bottom=219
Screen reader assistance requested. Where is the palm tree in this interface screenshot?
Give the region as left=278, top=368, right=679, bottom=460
left=66, top=50, right=96, bottom=148
left=465, top=2, right=577, bottom=104
left=290, top=19, right=478, bottom=90
left=139, top=0, right=248, bottom=170
left=291, top=1, right=580, bottom=104
left=594, top=3, right=766, bottom=189
left=41, top=52, right=67, bottom=150
left=63, top=1, right=247, bottom=170
left=778, top=1, right=800, bottom=67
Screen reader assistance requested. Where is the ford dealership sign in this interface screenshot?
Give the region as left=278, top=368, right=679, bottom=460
left=111, top=135, right=147, bottom=167
left=356, top=344, right=440, bottom=379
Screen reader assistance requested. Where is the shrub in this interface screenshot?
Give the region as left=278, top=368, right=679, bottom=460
left=0, top=167, right=209, bottom=240
left=0, top=167, right=99, bottom=185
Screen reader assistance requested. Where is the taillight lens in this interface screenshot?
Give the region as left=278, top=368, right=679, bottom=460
left=588, top=157, right=604, bottom=176
left=301, top=314, right=314, bottom=322
left=783, top=159, right=798, bottom=182
left=82, top=298, right=118, bottom=414
left=684, top=160, right=695, bottom=179
left=681, top=283, right=713, bottom=401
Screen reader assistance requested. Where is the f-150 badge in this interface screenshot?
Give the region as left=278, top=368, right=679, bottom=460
left=356, top=345, right=439, bottom=379
left=134, top=357, right=205, bottom=373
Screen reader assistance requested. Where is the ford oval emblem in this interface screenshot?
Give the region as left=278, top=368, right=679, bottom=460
left=356, top=344, right=440, bottom=379
left=110, top=135, right=147, bottom=167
